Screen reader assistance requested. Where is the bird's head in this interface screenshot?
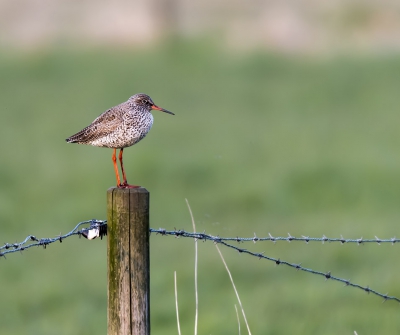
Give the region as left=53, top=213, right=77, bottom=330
left=129, top=93, right=174, bottom=115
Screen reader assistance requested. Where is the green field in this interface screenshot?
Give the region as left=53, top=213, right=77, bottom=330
left=1, top=43, right=400, bottom=334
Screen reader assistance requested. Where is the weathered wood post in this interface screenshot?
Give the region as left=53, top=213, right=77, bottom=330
left=107, top=187, right=150, bottom=335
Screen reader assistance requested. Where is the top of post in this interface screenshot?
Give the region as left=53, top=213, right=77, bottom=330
left=107, top=187, right=149, bottom=194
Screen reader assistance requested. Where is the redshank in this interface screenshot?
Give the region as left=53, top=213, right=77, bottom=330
left=66, top=93, right=174, bottom=188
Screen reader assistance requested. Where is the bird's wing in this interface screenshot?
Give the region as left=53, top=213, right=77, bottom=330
left=66, top=105, right=124, bottom=144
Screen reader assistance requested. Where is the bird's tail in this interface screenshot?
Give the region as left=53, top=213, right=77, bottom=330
left=66, top=129, right=88, bottom=143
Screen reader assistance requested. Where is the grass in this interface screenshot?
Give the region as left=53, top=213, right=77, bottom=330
left=0, top=42, right=400, bottom=334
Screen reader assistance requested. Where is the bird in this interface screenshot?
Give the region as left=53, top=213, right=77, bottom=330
left=66, top=93, right=174, bottom=188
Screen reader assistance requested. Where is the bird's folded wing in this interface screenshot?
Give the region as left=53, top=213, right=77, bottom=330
left=67, top=106, right=124, bottom=143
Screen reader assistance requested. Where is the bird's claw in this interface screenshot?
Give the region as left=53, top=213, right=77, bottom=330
left=117, top=182, right=141, bottom=189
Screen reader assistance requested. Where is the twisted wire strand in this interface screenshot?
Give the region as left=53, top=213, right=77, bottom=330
left=151, top=228, right=400, bottom=303
left=0, top=220, right=107, bottom=258
left=149, top=229, right=398, bottom=245
left=1, top=223, right=398, bottom=303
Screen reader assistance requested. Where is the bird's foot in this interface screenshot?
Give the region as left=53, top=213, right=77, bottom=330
left=118, top=182, right=141, bottom=189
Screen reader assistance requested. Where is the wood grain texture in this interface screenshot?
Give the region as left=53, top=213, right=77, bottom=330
left=107, top=187, right=150, bottom=335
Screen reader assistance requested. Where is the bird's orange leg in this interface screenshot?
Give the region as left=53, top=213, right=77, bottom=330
left=119, top=148, right=140, bottom=188
left=112, top=148, right=122, bottom=187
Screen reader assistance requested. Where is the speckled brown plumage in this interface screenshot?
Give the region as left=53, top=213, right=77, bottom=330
left=66, top=93, right=174, bottom=188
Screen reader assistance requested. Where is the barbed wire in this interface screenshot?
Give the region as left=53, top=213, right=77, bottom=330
left=151, top=228, right=400, bottom=303
left=2, top=222, right=399, bottom=303
left=149, top=229, right=399, bottom=245
left=0, top=220, right=107, bottom=258
left=3, top=222, right=397, bottom=259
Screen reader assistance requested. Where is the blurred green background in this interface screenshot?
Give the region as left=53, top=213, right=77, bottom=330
left=1, top=1, right=400, bottom=334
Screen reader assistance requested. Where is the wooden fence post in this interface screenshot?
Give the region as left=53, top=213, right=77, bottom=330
left=107, top=187, right=150, bottom=335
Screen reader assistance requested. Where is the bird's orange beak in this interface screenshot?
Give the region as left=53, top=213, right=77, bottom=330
left=151, top=104, right=175, bottom=115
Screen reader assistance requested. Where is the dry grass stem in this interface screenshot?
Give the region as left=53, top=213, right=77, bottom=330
left=235, top=304, right=241, bottom=335
left=216, top=245, right=252, bottom=335
left=174, top=271, right=182, bottom=335
left=185, top=198, right=198, bottom=335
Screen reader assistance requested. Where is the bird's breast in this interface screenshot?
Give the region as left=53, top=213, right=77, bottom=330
left=122, top=112, right=154, bottom=147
